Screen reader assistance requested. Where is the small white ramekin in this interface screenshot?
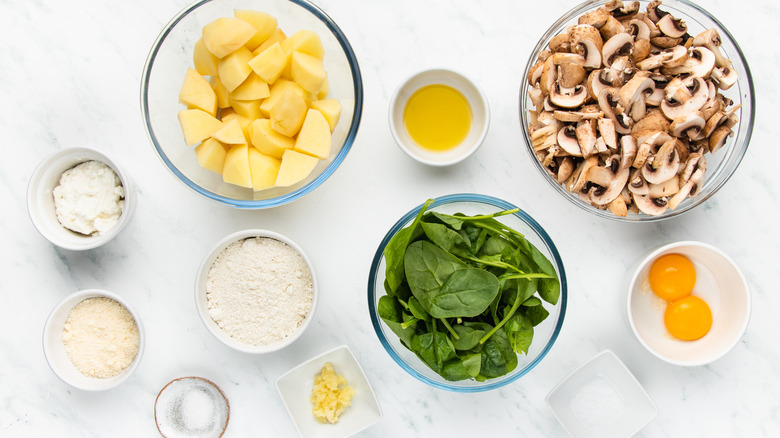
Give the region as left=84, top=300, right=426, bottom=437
left=27, top=147, right=135, bottom=251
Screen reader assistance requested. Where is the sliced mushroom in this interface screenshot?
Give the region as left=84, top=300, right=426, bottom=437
left=663, top=46, right=715, bottom=78
left=588, top=135, right=637, bottom=205
left=633, top=192, right=669, bottom=215
left=608, top=195, right=629, bottom=216
left=643, top=139, right=680, bottom=184
left=569, top=25, right=604, bottom=69
left=632, top=130, right=670, bottom=168
left=679, top=152, right=704, bottom=183
left=628, top=168, right=650, bottom=195
left=661, top=45, right=688, bottom=67
left=692, top=28, right=731, bottom=68
left=627, top=18, right=651, bottom=40
left=701, top=110, right=726, bottom=138
left=558, top=63, right=587, bottom=89
left=575, top=119, right=598, bottom=156
left=632, top=109, right=670, bottom=134
left=579, top=8, right=611, bottom=28
left=711, top=66, right=738, bottom=90
left=602, top=33, right=634, bottom=67
left=646, top=0, right=668, bottom=23
left=550, top=82, right=589, bottom=108
left=660, top=76, right=708, bottom=119
left=656, top=14, right=687, bottom=38
left=648, top=176, right=680, bottom=198
left=598, top=118, right=618, bottom=149
left=557, top=126, right=583, bottom=156
left=598, top=88, right=632, bottom=134
left=548, top=33, right=571, bottom=53
left=619, top=73, right=655, bottom=121
left=587, top=69, right=616, bottom=101
left=669, top=111, right=706, bottom=140
left=632, top=39, right=651, bottom=63
left=527, top=61, right=545, bottom=86
left=599, top=16, right=626, bottom=41
left=566, top=156, right=599, bottom=192
left=650, top=36, right=682, bottom=49
left=612, top=1, right=640, bottom=20
left=709, top=125, right=733, bottom=154
left=557, top=157, right=575, bottom=183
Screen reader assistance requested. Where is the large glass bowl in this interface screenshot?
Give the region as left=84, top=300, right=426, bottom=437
left=519, top=0, right=754, bottom=222
left=367, top=194, right=567, bottom=392
left=141, top=0, right=362, bottom=208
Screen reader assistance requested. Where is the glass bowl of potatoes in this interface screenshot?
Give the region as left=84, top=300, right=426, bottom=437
left=141, top=0, right=362, bottom=208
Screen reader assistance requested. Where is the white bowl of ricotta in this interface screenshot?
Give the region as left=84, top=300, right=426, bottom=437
left=27, top=147, right=135, bottom=251
left=195, top=229, right=318, bottom=354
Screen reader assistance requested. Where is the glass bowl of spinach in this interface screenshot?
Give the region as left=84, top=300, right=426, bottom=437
left=368, top=194, right=567, bottom=392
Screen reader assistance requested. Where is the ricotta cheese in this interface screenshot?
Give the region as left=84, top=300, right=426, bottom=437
left=53, top=160, right=125, bottom=236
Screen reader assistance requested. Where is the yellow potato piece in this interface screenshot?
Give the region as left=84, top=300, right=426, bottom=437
left=310, top=99, right=342, bottom=132
left=230, top=73, right=270, bottom=101
left=252, top=28, right=287, bottom=57
left=218, top=46, right=253, bottom=92
left=249, top=118, right=294, bottom=158
left=248, top=42, right=287, bottom=84
left=179, top=68, right=217, bottom=116
left=221, top=112, right=252, bottom=140
left=212, top=118, right=246, bottom=144
left=291, top=51, right=326, bottom=94
left=210, top=77, right=231, bottom=109
left=271, top=90, right=307, bottom=137
left=177, top=109, right=223, bottom=146
left=281, top=29, right=324, bottom=59
left=195, top=137, right=228, bottom=174
left=230, top=99, right=262, bottom=120
left=234, top=10, right=278, bottom=51
left=193, top=38, right=218, bottom=76
left=316, top=74, right=330, bottom=100
left=275, top=149, right=319, bottom=187
left=260, top=79, right=312, bottom=118
left=222, top=144, right=253, bottom=188
left=202, top=17, right=256, bottom=59
left=294, top=109, right=331, bottom=159
left=248, top=147, right=281, bottom=191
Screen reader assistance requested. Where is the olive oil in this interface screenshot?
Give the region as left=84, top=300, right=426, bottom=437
left=403, top=84, right=472, bottom=152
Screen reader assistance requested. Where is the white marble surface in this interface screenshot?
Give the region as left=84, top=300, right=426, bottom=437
left=2, top=0, right=779, bottom=436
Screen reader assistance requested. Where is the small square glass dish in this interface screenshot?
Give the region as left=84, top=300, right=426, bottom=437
left=546, top=350, right=657, bottom=438
left=275, top=345, right=381, bottom=438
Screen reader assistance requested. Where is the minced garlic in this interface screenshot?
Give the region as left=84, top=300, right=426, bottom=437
left=310, top=362, right=355, bottom=424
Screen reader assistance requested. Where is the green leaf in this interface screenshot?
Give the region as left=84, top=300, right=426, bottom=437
left=480, top=327, right=518, bottom=377
left=404, top=240, right=467, bottom=312
left=451, top=324, right=486, bottom=351
left=384, top=199, right=433, bottom=294
left=441, top=353, right=482, bottom=381
left=421, top=222, right=471, bottom=257
left=524, top=305, right=550, bottom=327
left=429, top=268, right=500, bottom=318
left=408, top=296, right=430, bottom=322
left=522, top=296, right=542, bottom=307
left=378, top=295, right=416, bottom=348
left=504, top=313, right=534, bottom=354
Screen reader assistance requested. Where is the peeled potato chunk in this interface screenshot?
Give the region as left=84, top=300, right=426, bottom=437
left=195, top=138, right=227, bottom=174
left=281, top=29, right=324, bottom=59
left=260, top=79, right=311, bottom=117
left=248, top=147, right=281, bottom=191
left=234, top=10, right=278, bottom=51
left=179, top=68, right=217, bottom=116
left=220, top=112, right=252, bottom=141
left=249, top=118, right=294, bottom=158
left=178, top=109, right=223, bottom=146
left=248, top=42, right=287, bottom=84
left=212, top=118, right=246, bottom=144
left=222, top=144, right=253, bottom=188
left=294, top=109, right=331, bottom=159
left=210, top=76, right=231, bottom=109
left=310, top=99, right=341, bottom=132
left=218, top=46, right=253, bottom=92
left=291, top=51, right=326, bottom=94
left=230, top=73, right=270, bottom=101
left=253, top=28, right=287, bottom=56
left=275, top=149, right=319, bottom=187
left=270, top=90, right=307, bottom=137
left=202, top=17, right=256, bottom=59
left=193, top=38, right=218, bottom=76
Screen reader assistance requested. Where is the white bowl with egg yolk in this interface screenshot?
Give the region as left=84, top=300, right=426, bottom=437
left=627, top=241, right=751, bottom=366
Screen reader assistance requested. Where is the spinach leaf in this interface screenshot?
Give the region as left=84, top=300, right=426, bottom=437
left=377, top=295, right=416, bottom=348
left=479, top=328, right=517, bottom=378
left=504, top=313, right=534, bottom=354
left=451, top=324, right=486, bottom=351
left=404, top=240, right=466, bottom=312
left=516, top=239, right=560, bottom=305
left=427, top=211, right=464, bottom=230
left=408, top=296, right=430, bottom=322
left=384, top=199, right=433, bottom=294
left=522, top=296, right=542, bottom=307
left=421, top=222, right=471, bottom=257
left=523, top=305, right=550, bottom=327
left=429, top=268, right=499, bottom=318
left=441, top=354, right=482, bottom=381
left=411, top=329, right=456, bottom=372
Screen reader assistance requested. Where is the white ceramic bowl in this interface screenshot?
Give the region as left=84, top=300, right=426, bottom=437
left=627, top=241, right=751, bottom=366
left=27, top=147, right=135, bottom=251
left=275, top=345, right=382, bottom=438
left=42, top=289, right=145, bottom=391
left=389, top=69, right=489, bottom=166
left=195, top=229, right=318, bottom=353
left=546, top=350, right=657, bottom=438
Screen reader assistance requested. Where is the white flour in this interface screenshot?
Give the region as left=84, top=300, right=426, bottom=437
left=206, top=237, right=313, bottom=346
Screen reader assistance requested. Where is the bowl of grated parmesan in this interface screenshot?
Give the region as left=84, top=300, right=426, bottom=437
left=195, top=229, right=318, bottom=353
left=42, top=289, right=145, bottom=391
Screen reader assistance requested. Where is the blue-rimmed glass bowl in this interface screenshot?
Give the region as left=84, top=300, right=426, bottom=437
left=367, top=194, right=567, bottom=392
left=141, top=0, right=362, bottom=208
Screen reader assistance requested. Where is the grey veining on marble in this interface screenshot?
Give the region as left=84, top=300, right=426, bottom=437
left=1, top=0, right=779, bottom=436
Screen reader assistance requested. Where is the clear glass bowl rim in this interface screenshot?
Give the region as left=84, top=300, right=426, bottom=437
left=140, top=0, right=363, bottom=209
left=367, top=193, right=568, bottom=392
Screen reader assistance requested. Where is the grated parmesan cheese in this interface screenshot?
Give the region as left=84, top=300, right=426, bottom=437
left=62, top=297, right=139, bottom=378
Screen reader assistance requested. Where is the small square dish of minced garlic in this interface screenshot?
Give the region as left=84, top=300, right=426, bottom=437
left=310, top=362, right=355, bottom=424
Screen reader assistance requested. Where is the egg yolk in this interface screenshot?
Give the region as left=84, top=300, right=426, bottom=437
left=649, top=253, right=696, bottom=301
left=664, top=295, right=713, bottom=340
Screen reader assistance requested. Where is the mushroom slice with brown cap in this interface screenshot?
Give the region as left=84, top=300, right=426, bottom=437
left=598, top=88, right=632, bottom=134
left=558, top=63, right=587, bottom=89
left=669, top=154, right=706, bottom=209
left=619, top=74, right=655, bottom=121
left=661, top=45, right=688, bottom=67
left=632, top=130, right=670, bottom=168
left=566, top=156, right=599, bottom=193
left=575, top=120, right=598, bottom=156
left=645, top=1, right=668, bottom=23
left=661, top=76, right=708, bottom=120
left=656, top=14, right=687, bottom=38
left=693, top=28, right=731, bottom=68
left=670, top=111, right=706, bottom=140
left=632, top=39, right=651, bottom=63
left=588, top=135, right=637, bottom=205
left=679, top=152, right=704, bottom=183
left=709, top=125, right=733, bottom=154
left=646, top=75, right=670, bottom=106
left=602, top=33, right=634, bottom=68
left=650, top=36, right=683, bottom=49
left=608, top=195, right=629, bottom=216
left=569, top=25, right=604, bottom=69
left=598, top=118, right=618, bottom=149
left=550, top=82, right=589, bottom=108
left=628, top=168, right=650, bottom=195
left=627, top=19, right=651, bottom=41
left=701, top=110, right=726, bottom=138
left=557, top=126, right=584, bottom=156
left=643, top=139, right=680, bottom=184
left=548, top=33, right=571, bottom=53
left=600, top=16, right=626, bottom=41
left=633, top=192, right=669, bottom=215
left=527, top=61, right=545, bottom=87
left=587, top=69, right=617, bottom=101
left=711, top=66, right=738, bottom=90
left=632, top=109, right=670, bottom=134
left=557, top=157, right=575, bottom=183
left=648, top=176, right=680, bottom=198
left=612, top=1, right=640, bottom=20
left=578, top=8, right=611, bottom=28
left=663, top=47, right=716, bottom=78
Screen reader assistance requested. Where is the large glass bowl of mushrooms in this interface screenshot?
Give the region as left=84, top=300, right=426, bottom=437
left=519, top=0, right=754, bottom=221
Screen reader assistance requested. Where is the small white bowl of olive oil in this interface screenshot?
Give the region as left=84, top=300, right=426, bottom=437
left=389, top=69, right=489, bottom=166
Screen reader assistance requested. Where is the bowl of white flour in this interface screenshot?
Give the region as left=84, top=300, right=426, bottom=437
left=196, top=229, right=318, bottom=353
